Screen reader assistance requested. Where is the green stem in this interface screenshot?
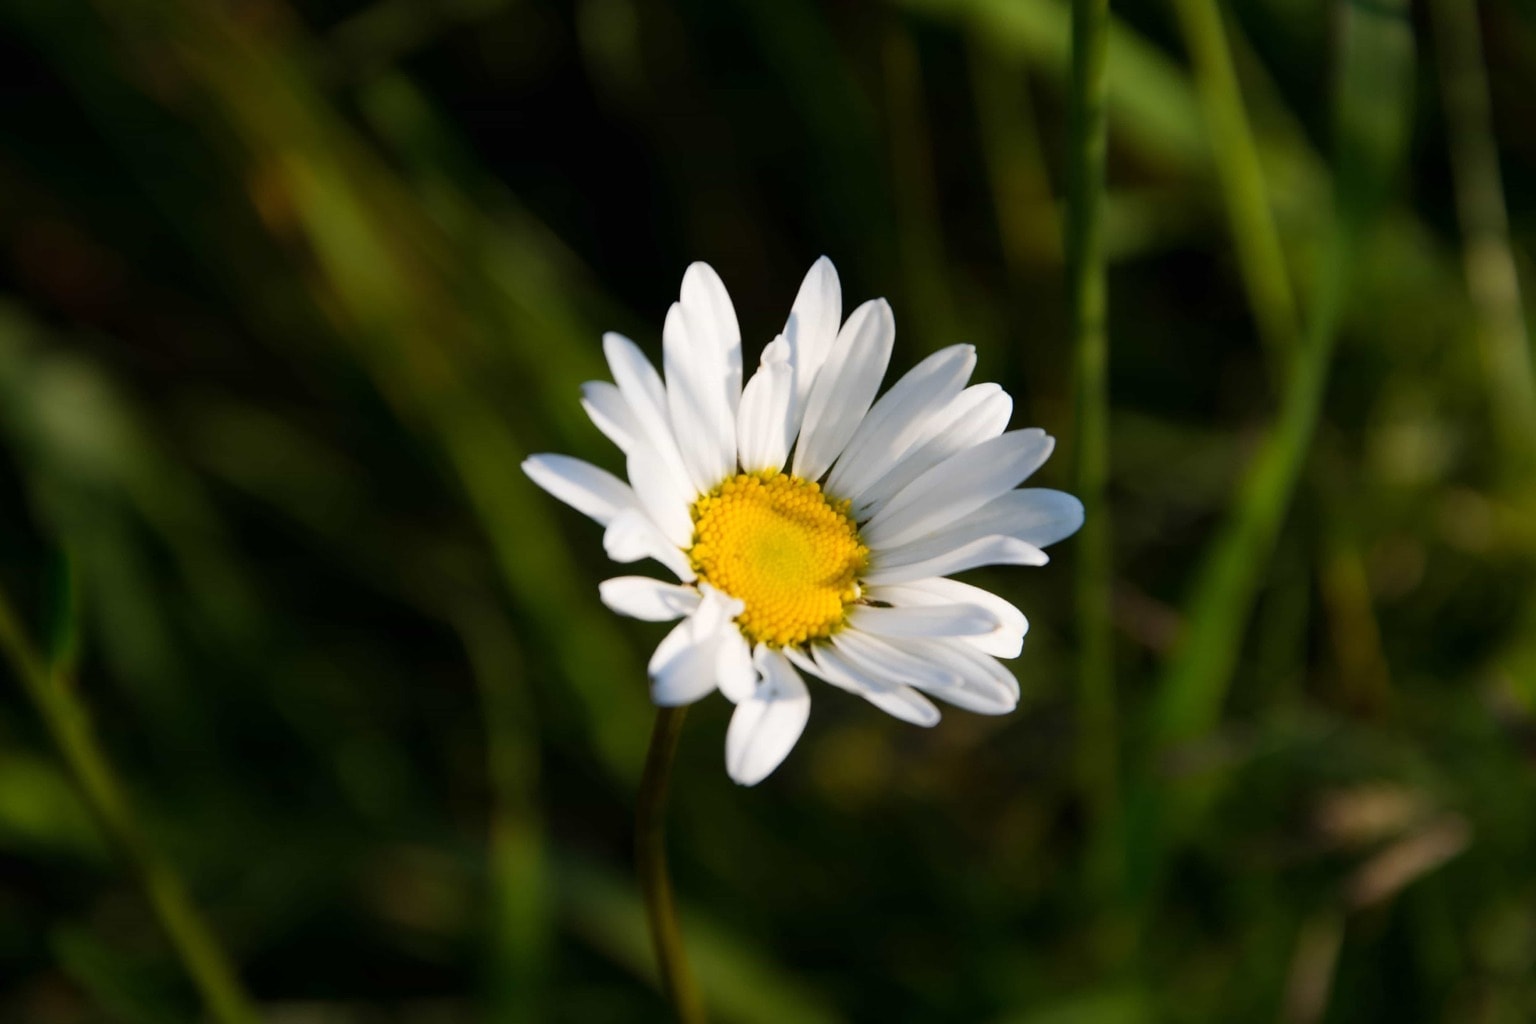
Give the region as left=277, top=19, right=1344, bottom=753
left=1150, top=227, right=1352, bottom=749
left=636, top=707, right=705, bottom=1024
left=970, top=32, right=1058, bottom=275
left=884, top=21, right=956, bottom=346
left=0, top=585, right=259, bottom=1024
left=1132, top=0, right=1413, bottom=909
left=1068, top=0, right=1118, bottom=871
left=1429, top=0, right=1536, bottom=473
left=453, top=600, right=548, bottom=1022
left=1170, top=0, right=1300, bottom=364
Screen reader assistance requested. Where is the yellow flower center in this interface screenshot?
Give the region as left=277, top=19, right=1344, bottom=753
left=689, top=472, right=868, bottom=647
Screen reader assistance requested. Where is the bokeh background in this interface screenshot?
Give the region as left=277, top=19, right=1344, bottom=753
left=2, top=0, right=1535, bottom=1020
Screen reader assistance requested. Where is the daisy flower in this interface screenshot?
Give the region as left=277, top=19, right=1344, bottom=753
left=523, top=258, right=1082, bottom=785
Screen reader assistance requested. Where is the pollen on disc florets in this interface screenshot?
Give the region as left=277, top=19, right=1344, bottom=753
left=688, top=471, right=869, bottom=647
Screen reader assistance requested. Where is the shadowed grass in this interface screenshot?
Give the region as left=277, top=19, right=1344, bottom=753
left=1169, top=0, right=1299, bottom=364
left=0, top=568, right=258, bottom=1024
left=1137, top=0, right=1416, bottom=906
left=1429, top=0, right=1536, bottom=472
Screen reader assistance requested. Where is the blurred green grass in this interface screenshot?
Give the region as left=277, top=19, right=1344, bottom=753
left=1, top=0, right=1535, bottom=1021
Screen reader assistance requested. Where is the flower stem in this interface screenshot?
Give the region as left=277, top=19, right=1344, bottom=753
left=0, top=583, right=259, bottom=1024
left=636, top=706, right=706, bottom=1024
left=1067, top=0, right=1119, bottom=880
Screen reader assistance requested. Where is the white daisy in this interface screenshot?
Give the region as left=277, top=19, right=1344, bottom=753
left=523, top=258, right=1083, bottom=785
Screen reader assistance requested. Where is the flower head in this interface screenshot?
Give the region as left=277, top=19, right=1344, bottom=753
left=523, top=258, right=1082, bottom=785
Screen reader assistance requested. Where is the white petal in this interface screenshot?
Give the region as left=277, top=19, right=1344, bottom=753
left=663, top=304, right=728, bottom=493
left=858, top=686, right=942, bottom=727
left=847, top=603, right=1000, bottom=638
left=880, top=636, right=1020, bottom=713
left=626, top=445, right=694, bottom=548
left=715, top=624, right=756, bottom=704
left=681, top=262, right=743, bottom=406
left=852, top=384, right=1015, bottom=519
left=975, top=488, right=1084, bottom=548
left=783, top=257, right=842, bottom=419
left=725, top=647, right=811, bottom=786
left=647, top=586, right=743, bottom=706
left=598, top=577, right=701, bottom=621
left=830, top=629, right=963, bottom=692
left=603, top=333, right=675, bottom=449
left=604, top=333, right=698, bottom=507
left=966, top=634, right=1018, bottom=658
left=602, top=509, right=694, bottom=582
left=792, top=298, right=894, bottom=482
left=781, top=644, right=825, bottom=683
left=872, top=488, right=1075, bottom=577
left=862, top=535, right=1048, bottom=585
left=873, top=489, right=1081, bottom=571
left=804, top=645, right=940, bottom=727
left=693, top=583, right=745, bottom=635
left=862, top=429, right=1055, bottom=548
left=736, top=336, right=796, bottom=473
left=664, top=264, right=741, bottom=492
left=868, top=578, right=1028, bottom=658
left=825, top=345, right=976, bottom=499
left=647, top=619, right=719, bottom=706
left=580, top=381, right=639, bottom=454
left=522, top=454, right=634, bottom=526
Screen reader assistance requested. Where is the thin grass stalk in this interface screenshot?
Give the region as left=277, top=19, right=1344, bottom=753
left=1429, top=0, right=1536, bottom=472
left=1171, top=0, right=1395, bottom=722
left=1137, top=0, right=1413, bottom=907
left=454, top=601, right=549, bottom=1022
left=970, top=32, right=1059, bottom=274
left=884, top=21, right=956, bottom=345
left=637, top=706, right=706, bottom=1024
left=1150, top=228, right=1352, bottom=749
left=1151, top=0, right=1414, bottom=750
left=0, top=583, right=259, bottom=1024
left=1173, top=0, right=1398, bottom=740
left=1122, top=223, right=1356, bottom=913
left=1429, top=0, right=1536, bottom=711
left=1067, top=0, right=1118, bottom=875
left=1160, top=0, right=1311, bottom=709
left=1169, top=0, right=1300, bottom=364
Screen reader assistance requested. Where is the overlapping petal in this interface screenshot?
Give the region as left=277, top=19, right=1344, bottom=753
left=788, top=645, right=941, bottom=727
left=648, top=585, right=744, bottom=706
left=792, top=298, right=894, bottom=482
left=868, top=578, right=1029, bottom=659
left=736, top=336, right=796, bottom=473
left=846, top=603, right=1000, bottom=639
left=783, top=256, right=842, bottom=420
left=825, top=344, right=976, bottom=500
left=862, top=429, right=1055, bottom=548
left=664, top=262, right=741, bottom=491
left=604, top=332, right=697, bottom=516
left=602, top=509, right=694, bottom=581
left=726, top=647, right=811, bottom=786
left=599, top=577, right=701, bottom=621
left=522, top=454, right=634, bottom=526
left=580, top=381, right=639, bottom=454
left=851, top=383, right=1014, bottom=519
left=871, top=489, right=1081, bottom=574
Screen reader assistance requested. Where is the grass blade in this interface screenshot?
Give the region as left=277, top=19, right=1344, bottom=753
left=1067, top=0, right=1118, bottom=875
